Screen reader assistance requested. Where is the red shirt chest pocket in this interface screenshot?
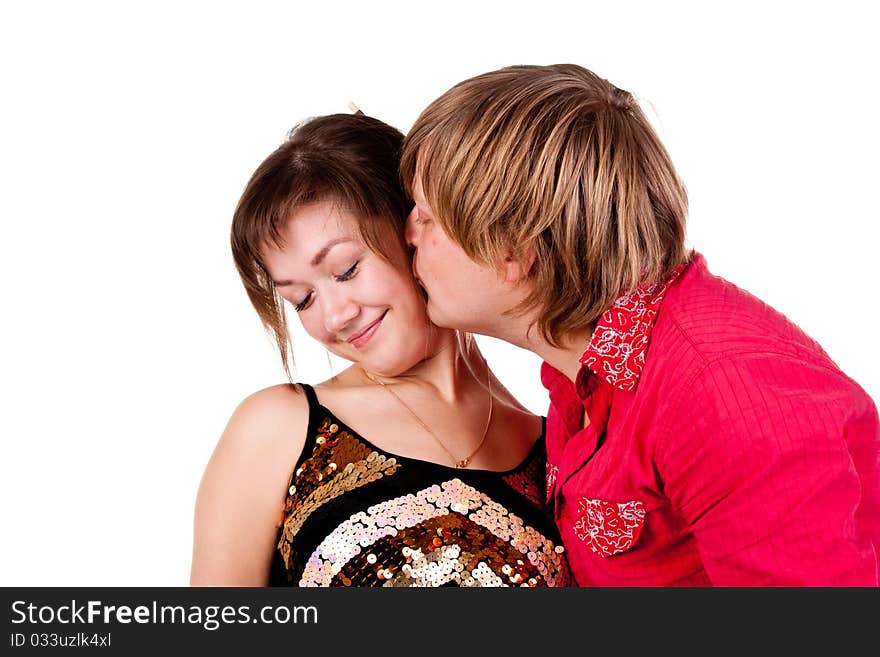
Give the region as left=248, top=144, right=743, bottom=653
left=574, top=498, right=647, bottom=557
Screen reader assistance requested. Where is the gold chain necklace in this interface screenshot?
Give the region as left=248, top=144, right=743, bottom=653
left=363, top=366, right=493, bottom=469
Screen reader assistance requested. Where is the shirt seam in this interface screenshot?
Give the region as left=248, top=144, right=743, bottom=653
left=651, top=339, right=856, bottom=468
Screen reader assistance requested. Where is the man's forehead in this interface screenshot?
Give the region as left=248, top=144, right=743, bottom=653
left=411, top=177, right=433, bottom=209
left=411, top=177, right=426, bottom=200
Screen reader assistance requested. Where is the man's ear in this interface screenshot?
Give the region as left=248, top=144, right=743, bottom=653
left=502, top=244, right=537, bottom=283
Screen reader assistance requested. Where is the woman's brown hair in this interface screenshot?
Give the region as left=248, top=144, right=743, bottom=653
left=401, top=64, right=689, bottom=346
left=231, top=113, right=409, bottom=378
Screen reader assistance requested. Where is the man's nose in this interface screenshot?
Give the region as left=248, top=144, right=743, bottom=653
left=404, top=207, right=420, bottom=247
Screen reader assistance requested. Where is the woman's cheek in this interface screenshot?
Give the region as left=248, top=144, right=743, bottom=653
left=358, top=269, right=398, bottom=304
left=299, top=313, right=330, bottom=343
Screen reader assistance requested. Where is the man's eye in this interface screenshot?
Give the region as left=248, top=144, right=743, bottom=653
left=334, top=261, right=359, bottom=282
left=294, top=292, right=313, bottom=312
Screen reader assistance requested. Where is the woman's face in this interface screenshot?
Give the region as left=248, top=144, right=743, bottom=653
left=261, top=200, right=435, bottom=376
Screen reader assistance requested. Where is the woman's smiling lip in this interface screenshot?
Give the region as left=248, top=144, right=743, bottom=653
left=347, top=310, right=388, bottom=349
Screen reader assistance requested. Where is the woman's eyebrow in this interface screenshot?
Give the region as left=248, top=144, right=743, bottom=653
left=272, top=238, right=355, bottom=286
left=310, top=237, right=354, bottom=267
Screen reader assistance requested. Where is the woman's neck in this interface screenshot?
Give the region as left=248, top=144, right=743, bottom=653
left=365, top=329, right=488, bottom=403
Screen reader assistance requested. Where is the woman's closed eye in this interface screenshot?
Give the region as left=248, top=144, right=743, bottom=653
left=294, top=293, right=313, bottom=312
left=334, top=260, right=359, bottom=282
left=293, top=261, right=359, bottom=313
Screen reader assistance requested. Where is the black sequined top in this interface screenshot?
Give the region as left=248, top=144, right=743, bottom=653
left=268, top=383, right=571, bottom=587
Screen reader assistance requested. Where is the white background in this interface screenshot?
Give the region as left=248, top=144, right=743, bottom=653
left=1, top=1, right=877, bottom=586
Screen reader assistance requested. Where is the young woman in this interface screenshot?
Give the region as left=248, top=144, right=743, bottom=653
left=190, top=113, right=570, bottom=587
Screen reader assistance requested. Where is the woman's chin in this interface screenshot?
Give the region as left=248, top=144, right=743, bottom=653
left=358, top=345, right=423, bottom=378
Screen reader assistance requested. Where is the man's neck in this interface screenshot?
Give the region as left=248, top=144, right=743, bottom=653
left=488, top=314, right=594, bottom=384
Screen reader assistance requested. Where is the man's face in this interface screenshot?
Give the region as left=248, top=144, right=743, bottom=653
left=405, top=178, right=521, bottom=336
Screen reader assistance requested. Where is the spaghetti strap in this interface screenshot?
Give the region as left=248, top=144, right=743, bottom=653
left=297, top=382, right=323, bottom=442
left=298, top=382, right=320, bottom=411
left=278, top=382, right=322, bottom=502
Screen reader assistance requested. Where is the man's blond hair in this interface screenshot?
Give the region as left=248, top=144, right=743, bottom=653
left=401, top=64, right=689, bottom=346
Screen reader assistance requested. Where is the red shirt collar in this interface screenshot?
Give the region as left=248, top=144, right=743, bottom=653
left=579, top=259, right=689, bottom=391
left=541, top=257, right=691, bottom=396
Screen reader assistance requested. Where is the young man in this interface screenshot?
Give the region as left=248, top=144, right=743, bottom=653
left=401, top=64, right=880, bottom=585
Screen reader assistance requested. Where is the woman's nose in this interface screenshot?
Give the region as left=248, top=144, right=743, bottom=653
left=321, top=288, right=360, bottom=335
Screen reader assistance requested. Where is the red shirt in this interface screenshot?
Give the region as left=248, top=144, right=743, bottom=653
left=542, top=253, right=880, bottom=586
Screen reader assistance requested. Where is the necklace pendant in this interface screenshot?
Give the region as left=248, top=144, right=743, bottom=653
left=455, top=458, right=469, bottom=468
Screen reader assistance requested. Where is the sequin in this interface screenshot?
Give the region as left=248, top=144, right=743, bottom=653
left=272, top=405, right=571, bottom=587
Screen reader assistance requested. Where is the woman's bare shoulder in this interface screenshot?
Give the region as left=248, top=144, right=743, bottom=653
left=225, top=383, right=310, bottom=445
left=203, top=383, right=312, bottom=500
left=190, top=383, right=311, bottom=585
